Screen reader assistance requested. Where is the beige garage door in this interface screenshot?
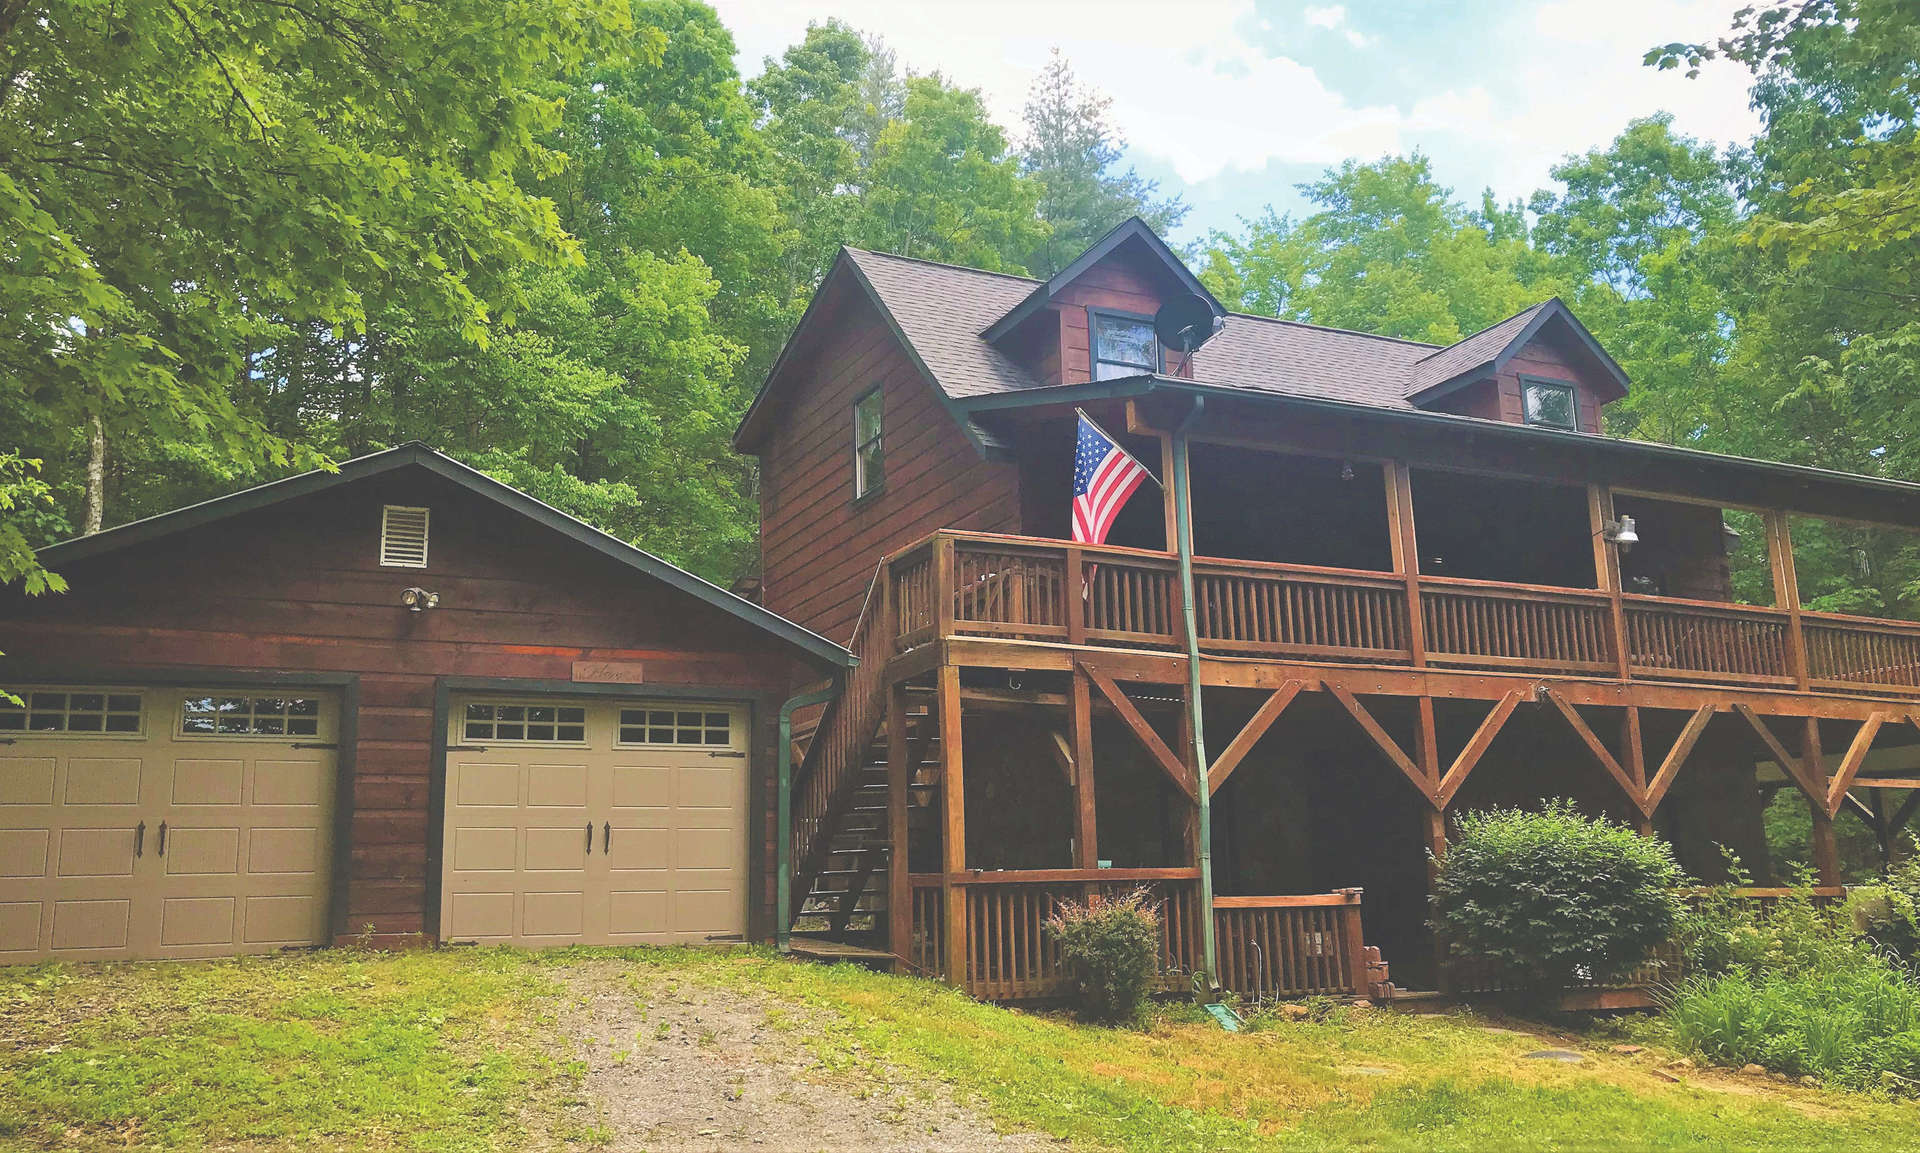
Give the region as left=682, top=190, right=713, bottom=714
left=0, top=688, right=337, bottom=963
left=441, top=697, right=747, bottom=946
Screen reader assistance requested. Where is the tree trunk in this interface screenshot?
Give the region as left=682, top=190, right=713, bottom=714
left=84, top=413, right=104, bottom=535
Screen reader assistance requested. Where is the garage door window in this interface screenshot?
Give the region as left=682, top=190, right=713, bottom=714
left=463, top=702, right=586, bottom=743
left=180, top=695, right=322, bottom=737
left=0, top=690, right=142, bottom=734
left=617, top=707, right=732, bottom=747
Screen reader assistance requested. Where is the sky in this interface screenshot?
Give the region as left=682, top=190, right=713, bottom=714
left=708, top=0, right=1761, bottom=242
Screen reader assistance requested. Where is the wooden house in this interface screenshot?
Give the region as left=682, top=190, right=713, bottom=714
left=737, top=219, right=1920, bottom=999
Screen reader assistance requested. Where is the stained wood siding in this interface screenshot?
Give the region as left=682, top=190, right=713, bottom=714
left=757, top=290, right=1021, bottom=644
left=1053, top=249, right=1192, bottom=384
left=0, top=469, right=805, bottom=943
left=1425, top=327, right=1609, bottom=433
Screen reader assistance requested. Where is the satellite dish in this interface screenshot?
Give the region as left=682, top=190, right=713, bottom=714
left=1153, top=294, right=1224, bottom=356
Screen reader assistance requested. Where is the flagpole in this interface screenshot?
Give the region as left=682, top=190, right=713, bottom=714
left=1170, top=397, right=1217, bottom=992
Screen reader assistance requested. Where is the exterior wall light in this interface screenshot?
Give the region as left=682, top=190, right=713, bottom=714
left=1600, top=515, right=1639, bottom=552
left=400, top=587, right=440, bottom=613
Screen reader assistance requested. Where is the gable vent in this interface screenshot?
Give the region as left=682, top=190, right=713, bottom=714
left=380, top=505, right=430, bottom=568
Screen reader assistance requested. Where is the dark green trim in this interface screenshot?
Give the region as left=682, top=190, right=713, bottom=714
left=37, top=443, right=852, bottom=670
left=425, top=676, right=783, bottom=945
left=980, top=217, right=1223, bottom=344
left=0, top=662, right=360, bottom=943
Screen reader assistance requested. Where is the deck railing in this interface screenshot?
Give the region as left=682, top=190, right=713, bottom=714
left=1212, top=891, right=1372, bottom=999
left=882, top=529, right=1920, bottom=699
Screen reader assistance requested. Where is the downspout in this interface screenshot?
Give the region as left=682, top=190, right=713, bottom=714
left=776, top=681, right=841, bottom=952
left=1171, top=396, right=1217, bottom=987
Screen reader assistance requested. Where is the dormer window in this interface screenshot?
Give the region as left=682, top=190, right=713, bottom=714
left=1521, top=377, right=1578, bottom=431
left=1091, top=310, right=1160, bottom=380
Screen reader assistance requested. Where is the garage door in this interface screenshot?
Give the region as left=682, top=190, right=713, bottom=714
left=441, top=696, right=747, bottom=946
left=0, top=687, right=337, bottom=962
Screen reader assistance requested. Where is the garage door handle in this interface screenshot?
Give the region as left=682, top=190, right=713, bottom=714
left=157, top=822, right=168, bottom=857
left=134, top=821, right=144, bottom=858
left=585, top=822, right=594, bottom=854
left=602, top=822, right=611, bottom=854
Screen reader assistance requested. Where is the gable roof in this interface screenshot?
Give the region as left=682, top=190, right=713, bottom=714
left=38, top=443, right=853, bottom=669
left=1403, top=298, right=1629, bottom=403
left=980, top=217, right=1223, bottom=344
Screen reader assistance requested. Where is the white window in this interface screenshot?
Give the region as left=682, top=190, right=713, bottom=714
left=1522, top=378, right=1578, bottom=430
left=380, top=505, right=430, bottom=568
left=1091, top=311, right=1159, bottom=380
left=853, top=388, right=883, bottom=499
left=0, top=690, right=143, bottom=735
left=462, top=702, right=586, bottom=744
left=617, top=707, right=733, bottom=747
left=180, top=695, right=322, bottom=737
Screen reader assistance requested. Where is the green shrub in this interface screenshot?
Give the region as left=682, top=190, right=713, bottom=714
left=1677, top=867, right=1856, bottom=978
left=1665, top=959, right=1920, bottom=1090
left=1045, top=887, right=1161, bottom=1025
left=1431, top=801, right=1683, bottom=989
left=1849, top=838, right=1920, bottom=963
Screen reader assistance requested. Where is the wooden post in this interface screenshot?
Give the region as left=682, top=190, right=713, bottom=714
left=1803, top=716, right=1841, bottom=886
left=1338, top=888, right=1371, bottom=997
left=1064, top=545, right=1087, bottom=646
left=1070, top=669, right=1098, bottom=870
left=1767, top=512, right=1811, bottom=690
left=1414, top=695, right=1449, bottom=993
left=934, top=534, right=957, bottom=642
left=1621, top=706, right=1653, bottom=835
left=937, top=664, right=968, bottom=988
left=1158, top=432, right=1178, bottom=553
left=1590, top=484, right=1630, bottom=681
left=1386, top=461, right=1427, bottom=667
left=886, top=682, right=911, bottom=970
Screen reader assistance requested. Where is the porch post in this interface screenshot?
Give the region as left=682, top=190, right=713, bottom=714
left=1802, top=716, right=1841, bottom=886
left=1386, top=461, right=1427, bottom=667
left=1589, top=484, right=1631, bottom=681
left=1070, top=668, right=1098, bottom=869
left=937, top=664, right=968, bottom=986
left=1767, top=512, right=1811, bottom=691
left=1621, top=706, right=1654, bottom=836
left=1170, top=398, right=1217, bottom=984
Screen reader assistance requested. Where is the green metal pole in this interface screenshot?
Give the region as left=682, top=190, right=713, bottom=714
left=777, top=682, right=840, bottom=952
left=1171, top=397, right=1217, bottom=987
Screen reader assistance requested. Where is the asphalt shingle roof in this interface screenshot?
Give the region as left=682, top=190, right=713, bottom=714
left=842, top=247, right=1529, bottom=412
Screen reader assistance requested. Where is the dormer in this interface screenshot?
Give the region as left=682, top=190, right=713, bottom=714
left=981, top=218, right=1223, bottom=386
left=1404, top=299, right=1629, bottom=434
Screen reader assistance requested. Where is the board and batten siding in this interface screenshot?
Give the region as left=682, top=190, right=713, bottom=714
left=0, top=468, right=805, bottom=943
left=758, top=292, right=1021, bottom=645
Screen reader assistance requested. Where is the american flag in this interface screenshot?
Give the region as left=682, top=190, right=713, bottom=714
left=1072, top=409, right=1151, bottom=545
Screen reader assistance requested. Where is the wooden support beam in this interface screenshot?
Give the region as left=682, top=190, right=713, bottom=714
left=1803, top=718, right=1841, bottom=887
left=1646, top=705, right=1716, bottom=813
left=1733, top=703, right=1823, bottom=806
left=1437, top=689, right=1526, bottom=808
left=1542, top=689, right=1648, bottom=815
left=1890, top=789, right=1920, bottom=840
left=937, top=664, right=967, bottom=987
left=1826, top=712, right=1889, bottom=815
left=1070, top=668, right=1097, bottom=869
left=1621, top=707, right=1653, bottom=835
left=1846, top=777, right=1920, bottom=791
left=1046, top=729, right=1075, bottom=787
left=1327, top=684, right=1436, bottom=805
left=959, top=685, right=1068, bottom=710
left=1206, top=680, right=1303, bottom=795
left=1080, top=661, right=1197, bottom=802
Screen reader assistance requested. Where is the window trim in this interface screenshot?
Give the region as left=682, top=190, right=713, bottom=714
left=1519, top=376, right=1580, bottom=431
left=1089, top=308, right=1162, bottom=380
left=0, top=687, right=147, bottom=739
left=852, top=386, right=884, bottom=502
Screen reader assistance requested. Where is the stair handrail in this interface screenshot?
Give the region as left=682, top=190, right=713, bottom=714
left=789, top=555, right=895, bottom=915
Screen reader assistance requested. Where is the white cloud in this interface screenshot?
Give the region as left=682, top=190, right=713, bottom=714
left=710, top=0, right=1760, bottom=219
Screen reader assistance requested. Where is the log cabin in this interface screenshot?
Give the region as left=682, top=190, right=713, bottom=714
left=737, top=218, right=1920, bottom=999
left=0, top=445, right=851, bottom=962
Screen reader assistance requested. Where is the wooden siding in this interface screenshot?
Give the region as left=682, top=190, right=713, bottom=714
left=757, top=288, right=1021, bottom=644
left=0, top=469, right=805, bottom=943
left=1429, top=326, right=1609, bottom=433
left=1053, top=245, right=1193, bottom=385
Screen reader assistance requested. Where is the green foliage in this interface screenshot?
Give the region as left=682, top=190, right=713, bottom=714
left=1430, top=802, right=1684, bottom=988
left=1851, top=840, right=1920, bottom=963
left=1044, top=886, right=1162, bottom=1025
left=1666, top=960, right=1920, bottom=1091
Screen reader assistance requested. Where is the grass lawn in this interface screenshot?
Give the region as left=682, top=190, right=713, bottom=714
left=4, top=945, right=1920, bottom=1151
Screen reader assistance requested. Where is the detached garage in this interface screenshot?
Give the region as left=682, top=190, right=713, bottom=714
left=0, top=445, right=849, bottom=962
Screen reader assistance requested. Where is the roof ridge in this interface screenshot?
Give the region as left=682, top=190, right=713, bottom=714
left=845, top=247, right=1042, bottom=284
left=1220, top=310, right=1443, bottom=351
